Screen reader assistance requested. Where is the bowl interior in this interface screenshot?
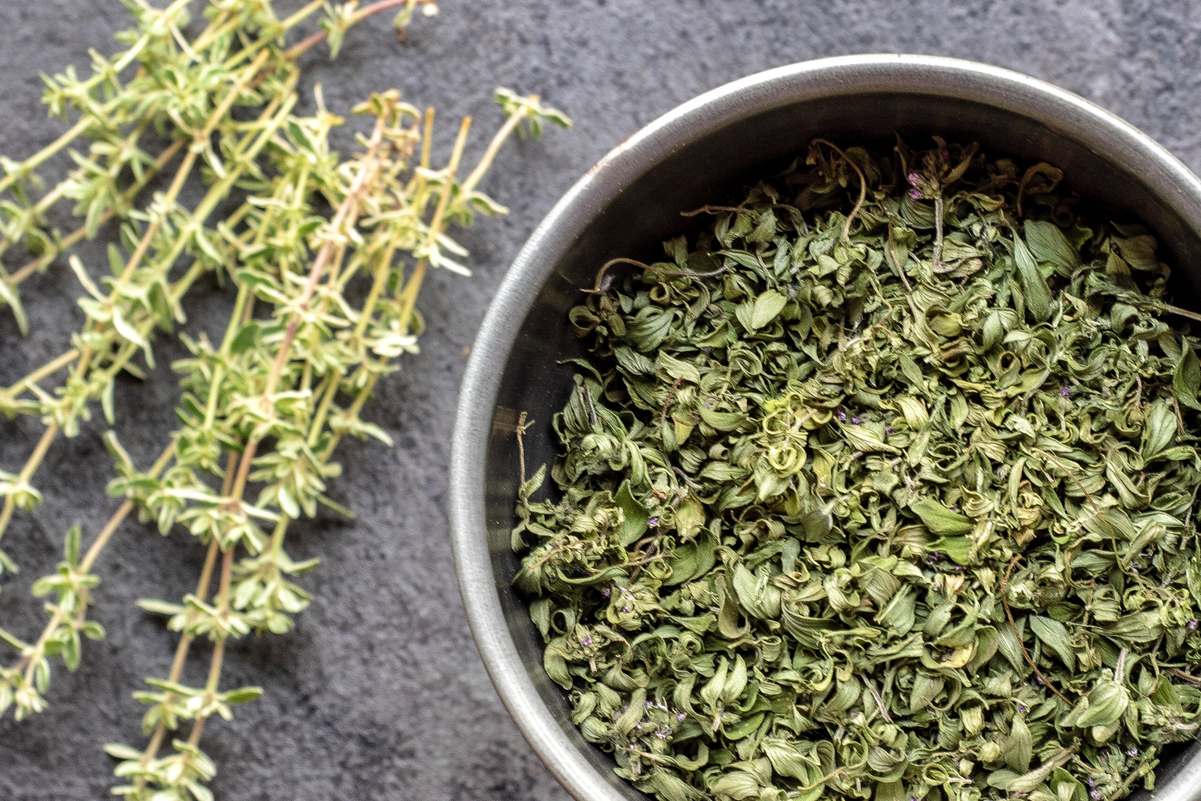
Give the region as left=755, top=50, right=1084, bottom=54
left=468, top=68, right=1201, bottom=801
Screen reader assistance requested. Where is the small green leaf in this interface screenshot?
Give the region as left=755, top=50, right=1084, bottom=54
left=137, top=599, right=186, bottom=616
left=698, top=407, right=746, bottom=431
left=928, top=535, right=974, bottom=565
left=0, top=277, right=28, bottom=334
left=1174, top=342, right=1201, bottom=410
left=613, top=480, right=648, bottom=547
left=67, top=254, right=103, bottom=300
left=103, top=743, right=145, bottom=761
left=1012, top=233, right=1053, bottom=322
left=751, top=289, right=787, bottom=330
left=1074, top=676, right=1129, bottom=728
left=1004, top=715, right=1033, bottom=773
left=675, top=494, right=706, bottom=540
left=112, top=310, right=147, bottom=348
left=1029, top=615, right=1076, bottom=670
left=230, top=320, right=260, bottom=355
left=222, top=686, right=264, bottom=704
left=911, top=498, right=973, bottom=535
left=106, top=243, right=125, bottom=277
left=61, top=630, right=81, bottom=671
left=64, top=524, right=81, bottom=566
left=1024, top=220, right=1079, bottom=276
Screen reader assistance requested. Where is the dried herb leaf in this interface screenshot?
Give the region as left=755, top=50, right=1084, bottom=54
left=515, top=138, right=1201, bottom=801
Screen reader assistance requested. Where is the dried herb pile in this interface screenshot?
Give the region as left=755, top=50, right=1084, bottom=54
left=514, top=139, right=1201, bottom=801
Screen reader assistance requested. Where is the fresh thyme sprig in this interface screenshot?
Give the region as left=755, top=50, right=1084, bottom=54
left=0, top=90, right=346, bottom=723
left=96, top=87, right=563, bottom=800
left=0, top=6, right=569, bottom=795
left=0, top=31, right=567, bottom=799
left=0, top=0, right=434, bottom=580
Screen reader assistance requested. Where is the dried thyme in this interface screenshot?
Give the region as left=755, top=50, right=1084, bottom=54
left=515, top=139, right=1201, bottom=801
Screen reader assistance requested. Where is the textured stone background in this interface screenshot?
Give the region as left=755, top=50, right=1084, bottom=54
left=1, top=1, right=1200, bottom=799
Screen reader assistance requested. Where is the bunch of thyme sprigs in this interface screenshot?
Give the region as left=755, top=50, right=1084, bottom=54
left=0, top=0, right=431, bottom=572
left=515, top=140, right=1201, bottom=801
left=0, top=1, right=568, bottom=797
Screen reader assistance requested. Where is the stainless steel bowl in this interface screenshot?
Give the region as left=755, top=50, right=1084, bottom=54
left=449, top=54, right=1201, bottom=801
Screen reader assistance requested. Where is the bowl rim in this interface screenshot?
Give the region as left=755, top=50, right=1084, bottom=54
left=448, top=53, right=1201, bottom=801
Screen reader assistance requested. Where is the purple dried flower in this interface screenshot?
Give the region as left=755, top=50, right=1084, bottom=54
left=582, top=636, right=593, bottom=646
left=885, top=426, right=896, bottom=435
left=1190, top=620, right=1198, bottom=631
left=851, top=416, right=861, bottom=425
left=646, top=700, right=654, bottom=709
left=655, top=730, right=668, bottom=739
left=837, top=409, right=847, bottom=422
left=1090, top=792, right=1101, bottom=801
left=648, top=517, right=660, bottom=528
left=907, top=172, right=921, bottom=186
left=1060, top=385, right=1072, bottom=398
left=1017, top=704, right=1027, bottom=713
left=940, top=148, right=950, bottom=159
left=1087, top=779, right=1096, bottom=789
left=1036, top=676, right=1045, bottom=685
left=622, top=606, right=631, bottom=613
left=1128, top=747, right=1139, bottom=756
left=602, top=587, right=611, bottom=597
left=677, top=712, right=687, bottom=721
left=909, top=187, right=922, bottom=200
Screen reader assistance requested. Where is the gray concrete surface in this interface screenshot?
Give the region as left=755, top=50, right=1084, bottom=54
left=1, top=1, right=1200, bottom=798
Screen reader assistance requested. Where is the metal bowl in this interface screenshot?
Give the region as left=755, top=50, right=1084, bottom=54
left=449, top=54, right=1201, bottom=801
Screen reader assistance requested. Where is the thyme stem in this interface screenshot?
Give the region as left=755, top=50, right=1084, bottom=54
left=138, top=97, right=551, bottom=780
left=134, top=538, right=219, bottom=777
left=0, top=72, right=297, bottom=548
left=3, top=137, right=187, bottom=289
left=283, top=0, right=423, bottom=60
left=12, top=443, right=175, bottom=680
left=0, top=425, right=59, bottom=547
left=185, top=546, right=235, bottom=747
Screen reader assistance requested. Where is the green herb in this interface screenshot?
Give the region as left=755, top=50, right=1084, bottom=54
left=515, top=138, right=1201, bottom=801
left=0, top=2, right=568, bottom=797
left=0, top=0, right=428, bottom=576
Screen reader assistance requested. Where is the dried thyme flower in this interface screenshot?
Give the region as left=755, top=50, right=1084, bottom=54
left=514, top=138, right=1201, bottom=801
